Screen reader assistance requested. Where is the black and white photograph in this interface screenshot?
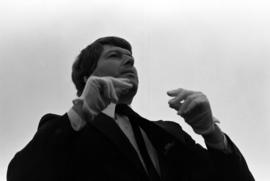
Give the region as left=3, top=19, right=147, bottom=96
left=1, top=0, right=269, bottom=180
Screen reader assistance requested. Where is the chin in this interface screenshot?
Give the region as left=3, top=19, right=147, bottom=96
left=118, top=86, right=137, bottom=105
left=118, top=99, right=132, bottom=105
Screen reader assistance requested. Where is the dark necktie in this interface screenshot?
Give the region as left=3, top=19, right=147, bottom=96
left=129, top=118, right=161, bottom=181
left=116, top=104, right=161, bottom=181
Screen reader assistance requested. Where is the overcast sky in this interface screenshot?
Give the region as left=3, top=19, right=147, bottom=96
left=1, top=0, right=270, bottom=180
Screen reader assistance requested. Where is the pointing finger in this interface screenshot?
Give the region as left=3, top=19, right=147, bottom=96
left=110, top=77, right=133, bottom=88
left=167, top=88, right=184, bottom=97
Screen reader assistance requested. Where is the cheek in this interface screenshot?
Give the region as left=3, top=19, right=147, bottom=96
left=93, top=62, right=120, bottom=77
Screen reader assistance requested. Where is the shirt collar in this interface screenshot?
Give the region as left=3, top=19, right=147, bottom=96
left=102, top=103, right=116, bottom=119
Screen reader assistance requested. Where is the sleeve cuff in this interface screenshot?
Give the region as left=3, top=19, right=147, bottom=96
left=204, top=124, right=233, bottom=153
left=67, top=107, right=87, bottom=131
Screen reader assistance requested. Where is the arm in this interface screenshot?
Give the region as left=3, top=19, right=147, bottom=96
left=167, top=88, right=255, bottom=180
left=167, top=88, right=233, bottom=152
left=68, top=76, right=133, bottom=131
left=182, top=128, right=255, bottom=181
left=7, top=76, right=132, bottom=181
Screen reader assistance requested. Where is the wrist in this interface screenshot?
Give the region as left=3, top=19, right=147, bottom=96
left=72, top=99, right=96, bottom=122
left=202, top=124, right=225, bottom=145
left=68, top=106, right=86, bottom=131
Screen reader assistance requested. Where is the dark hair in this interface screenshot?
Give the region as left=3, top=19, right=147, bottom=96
left=72, top=36, right=132, bottom=96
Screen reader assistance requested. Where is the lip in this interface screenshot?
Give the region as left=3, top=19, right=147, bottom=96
left=121, top=72, right=138, bottom=80
left=119, top=71, right=138, bottom=85
left=122, top=72, right=135, bottom=76
left=121, top=69, right=136, bottom=76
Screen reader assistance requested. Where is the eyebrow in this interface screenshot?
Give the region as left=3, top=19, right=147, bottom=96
left=104, top=49, right=132, bottom=57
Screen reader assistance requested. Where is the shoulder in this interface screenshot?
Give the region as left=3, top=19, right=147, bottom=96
left=38, top=113, right=68, bottom=130
left=154, top=120, right=183, bottom=134
left=154, top=120, right=185, bottom=142
left=154, top=120, right=196, bottom=145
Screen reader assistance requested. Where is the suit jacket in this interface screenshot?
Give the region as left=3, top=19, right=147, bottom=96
left=7, top=104, right=254, bottom=181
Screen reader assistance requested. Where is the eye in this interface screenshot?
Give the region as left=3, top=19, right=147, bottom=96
left=108, top=53, right=119, bottom=58
left=109, top=53, right=117, bottom=57
left=108, top=51, right=123, bottom=59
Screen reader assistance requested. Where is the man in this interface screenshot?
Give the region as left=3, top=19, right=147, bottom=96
left=7, top=36, right=254, bottom=181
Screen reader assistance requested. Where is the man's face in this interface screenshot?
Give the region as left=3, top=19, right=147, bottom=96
left=91, top=45, right=139, bottom=104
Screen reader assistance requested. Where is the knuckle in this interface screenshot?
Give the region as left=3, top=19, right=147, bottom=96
left=174, top=88, right=182, bottom=94
left=193, top=99, right=198, bottom=104
left=106, top=78, right=113, bottom=86
left=199, top=92, right=207, bottom=98
left=195, top=91, right=203, bottom=95
left=91, top=78, right=98, bottom=84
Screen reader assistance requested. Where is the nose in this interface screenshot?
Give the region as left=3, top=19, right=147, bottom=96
left=123, top=57, right=134, bottom=67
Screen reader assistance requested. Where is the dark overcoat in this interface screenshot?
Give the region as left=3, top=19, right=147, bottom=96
left=7, top=104, right=254, bottom=181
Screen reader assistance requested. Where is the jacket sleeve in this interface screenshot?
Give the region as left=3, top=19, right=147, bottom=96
left=7, top=113, right=74, bottom=181
left=160, top=120, right=255, bottom=181
left=205, top=134, right=255, bottom=181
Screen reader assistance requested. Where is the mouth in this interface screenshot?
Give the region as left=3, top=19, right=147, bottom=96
left=120, top=70, right=136, bottom=78
left=123, top=72, right=135, bottom=77
left=119, top=69, right=138, bottom=88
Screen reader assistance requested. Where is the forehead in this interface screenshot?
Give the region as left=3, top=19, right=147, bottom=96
left=101, top=45, right=132, bottom=56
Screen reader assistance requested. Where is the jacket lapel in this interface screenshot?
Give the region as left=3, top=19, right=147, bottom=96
left=88, top=104, right=189, bottom=181
left=115, top=104, right=190, bottom=181
left=115, top=104, right=185, bottom=151
left=88, top=112, right=148, bottom=178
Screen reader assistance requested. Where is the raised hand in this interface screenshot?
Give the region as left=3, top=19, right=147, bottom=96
left=74, top=76, right=133, bottom=121
left=167, top=88, right=215, bottom=135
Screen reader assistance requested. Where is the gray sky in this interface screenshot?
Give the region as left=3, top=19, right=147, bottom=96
left=1, top=0, right=269, bottom=180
